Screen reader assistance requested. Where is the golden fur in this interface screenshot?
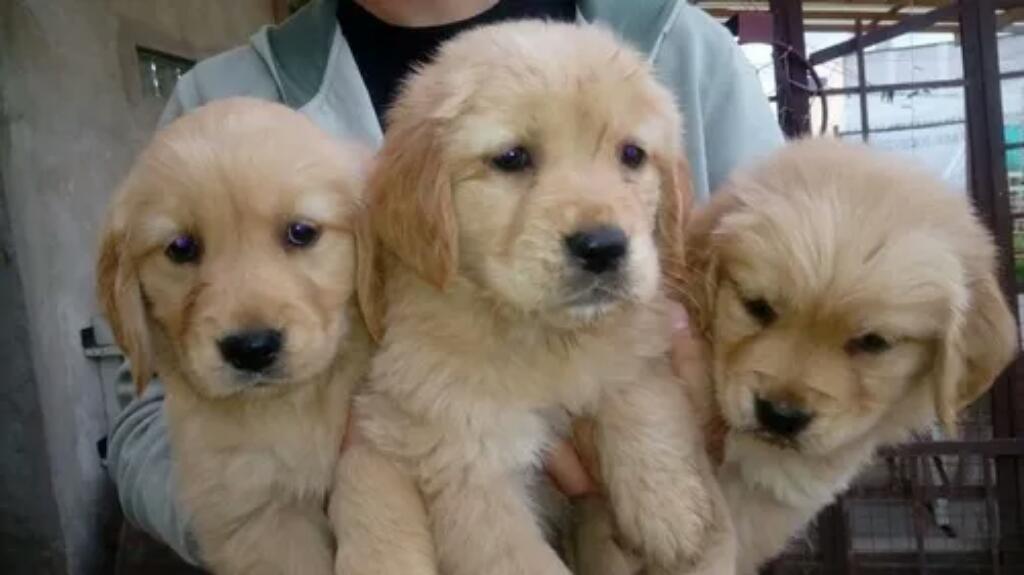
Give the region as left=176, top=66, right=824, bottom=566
left=573, top=139, right=1019, bottom=575
left=96, top=98, right=373, bottom=574
left=680, top=139, right=1019, bottom=574
left=329, top=21, right=732, bottom=575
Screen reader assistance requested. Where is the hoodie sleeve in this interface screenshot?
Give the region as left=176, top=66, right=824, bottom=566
left=106, top=376, right=203, bottom=566
left=651, top=2, right=784, bottom=202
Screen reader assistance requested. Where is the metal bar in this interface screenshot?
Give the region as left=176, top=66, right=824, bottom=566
left=849, top=484, right=992, bottom=500
left=983, top=454, right=1001, bottom=575
left=1007, top=141, right=1024, bottom=151
left=870, top=3, right=909, bottom=31
left=960, top=1, right=1024, bottom=568
left=879, top=438, right=1024, bottom=456
left=820, top=77, right=966, bottom=97
left=908, top=455, right=928, bottom=572
left=1013, top=455, right=1024, bottom=567
left=811, top=70, right=1021, bottom=97
left=835, top=119, right=965, bottom=140
left=856, top=19, right=870, bottom=142
left=816, top=501, right=850, bottom=575
left=839, top=498, right=852, bottom=575
left=770, top=0, right=810, bottom=137
left=809, top=3, right=961, bottom=66
left=844, top=552, right=1002, bottom=570
left=756, top=9, right=961, bottom=24
left=804, top=22, right=963, bottom=34
left=961, top=0, right=1020, bottom=432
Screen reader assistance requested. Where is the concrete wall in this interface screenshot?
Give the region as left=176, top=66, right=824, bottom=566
left=0, top=1, right=273, bottom=572
left=0, top=115, right=66, bottom=574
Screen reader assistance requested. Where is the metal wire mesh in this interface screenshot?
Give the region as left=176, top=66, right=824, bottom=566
left=766, top=440, right=1024, bottom=574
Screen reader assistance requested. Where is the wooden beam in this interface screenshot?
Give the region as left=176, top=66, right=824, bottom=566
left=696, top=0, right=955, bottom=10
left=802, top=22, right=962, bottom=33
left=770, top=0, right=811, bottom=137
left=702, top=8, right=959, bottom=23
left=869, top=3, right=906, bottom=29
left=809, top=3, right=960, bottom=65
left=998, top=7, right=1024, bottom=30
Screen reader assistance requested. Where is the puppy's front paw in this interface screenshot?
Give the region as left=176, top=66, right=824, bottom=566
left=611, top=471, right=714, bottom=569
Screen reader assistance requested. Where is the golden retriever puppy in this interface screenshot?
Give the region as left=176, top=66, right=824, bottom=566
left=97, top=98, right=373, bottom=574
left=330, top=20, right=731, bottom=575
left=679, top=139, right=1019, bottom=574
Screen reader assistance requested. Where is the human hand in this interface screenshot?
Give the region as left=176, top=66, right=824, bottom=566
left=666, top=301, right=727, bottom=465
left=667, top=301, right=704, bottom=382
left=341, top=405, right=358, bottom=453
left=546, top=435, right=599, bottom=497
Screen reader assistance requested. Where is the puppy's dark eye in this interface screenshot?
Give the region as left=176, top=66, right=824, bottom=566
left=165, top=234, right=201, bottom=264
left=847, top=332, right=891, bottom=355
left=491, top=146, right=533, bottom=173
left=743, top=298, right=777, bottom=326
left=620, top=143, right=647, bottom=169
left=285, top=221, right=320, bottom=248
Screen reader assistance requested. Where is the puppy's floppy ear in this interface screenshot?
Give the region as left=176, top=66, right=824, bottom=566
left=655, top=155, right=691, bottom=284
left=934, top=269, right=1018, bottom=434
left=676, top=187, right=744, bottom=337
left=354, top=208, right=385, bottom=343
left=96, top=210, right=153, bottom=394
left=368, top=115, right=457, bottom=291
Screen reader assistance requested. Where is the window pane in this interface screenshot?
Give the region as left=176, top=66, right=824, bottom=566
left=812, top=93, right=863, bottom=138
left=739, top=42, right=775, bottom=99
left=808, top=31, right=859, bottom=94
left=861, top=30, right=964, bottom=84
left=1004, top=77, right=1024, bottom=147
left=866, top=86, right=968, bottom=190
left=997, top=25, right=1024, bottom=74
left=136, top=48, right=194, bottom=100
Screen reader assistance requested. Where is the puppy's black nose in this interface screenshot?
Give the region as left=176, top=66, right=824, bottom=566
left=218, top=329, right=283, bottom=373
left=564, top=226, right=629, bottom=274
left=755, top=396, right=813, bottom=437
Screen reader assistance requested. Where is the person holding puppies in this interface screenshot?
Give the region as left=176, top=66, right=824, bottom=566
left=104, top=0, right=781, bottom=567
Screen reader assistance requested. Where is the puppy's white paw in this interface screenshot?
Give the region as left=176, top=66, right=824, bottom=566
left=612, top=471, right=714, bottom=569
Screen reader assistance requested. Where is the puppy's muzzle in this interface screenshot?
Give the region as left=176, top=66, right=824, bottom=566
left=564, top=226, right=629, bottom=275
left=754, top=395, right=813, bottom=438
left=218, top=328, right=284, bottom=373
